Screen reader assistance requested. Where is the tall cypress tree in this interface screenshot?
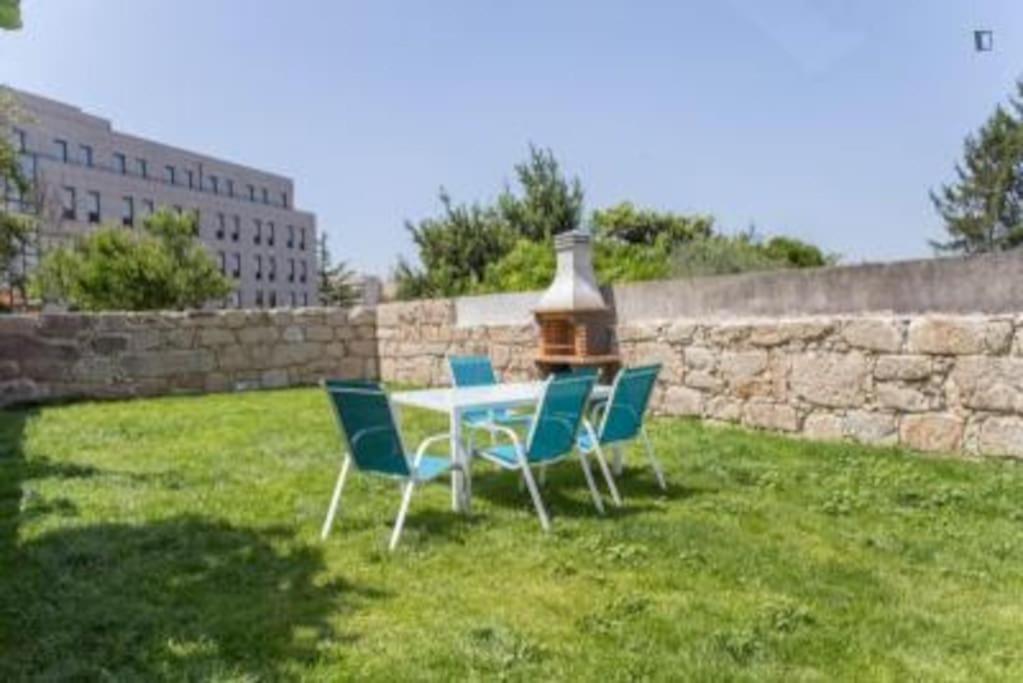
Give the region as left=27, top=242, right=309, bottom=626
left=931, top=81, right=1023, bottom=254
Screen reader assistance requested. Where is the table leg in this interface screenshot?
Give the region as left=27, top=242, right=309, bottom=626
left=450, top=408, right=464, bottom=512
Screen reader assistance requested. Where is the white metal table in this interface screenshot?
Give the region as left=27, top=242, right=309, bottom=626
left=391, top=381, right=611, bottom=512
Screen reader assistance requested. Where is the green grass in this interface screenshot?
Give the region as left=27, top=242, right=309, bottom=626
left=2, top=387, right=1023, bottom=681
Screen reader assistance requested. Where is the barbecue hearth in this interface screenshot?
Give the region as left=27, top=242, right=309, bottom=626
left=533, top=231, right=619, bottom=378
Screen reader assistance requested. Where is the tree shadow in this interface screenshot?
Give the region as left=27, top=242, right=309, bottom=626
left=0, top=409, right=385, bottom=680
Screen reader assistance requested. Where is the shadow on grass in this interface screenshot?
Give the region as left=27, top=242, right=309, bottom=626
left=0, top=410, right=384, bottom=680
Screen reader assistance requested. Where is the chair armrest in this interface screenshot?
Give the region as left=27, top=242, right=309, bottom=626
left=413, top=432, right=457, bottom=469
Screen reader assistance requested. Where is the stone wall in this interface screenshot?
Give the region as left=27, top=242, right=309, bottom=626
left=0, top=307, right=377, bottom=407
left=377, top=298, right=1023, bottom=458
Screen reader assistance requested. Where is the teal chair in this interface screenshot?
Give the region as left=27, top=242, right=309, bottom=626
left=578, top=364, right=665, bottom=506
left=476, top=374, right=609, bottom=531
left=448, top=355, right=532, bottom=435
left=320, top=379, right=459, bottom=551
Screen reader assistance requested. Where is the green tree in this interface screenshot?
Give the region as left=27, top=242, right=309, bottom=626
left=592, top=201, right=713, bottom=247
left=395, top=189, right=514, bottom=299
left=317, top=233, right=359, bottom=307
left=32, top=208, right=232, bottom=311
left=760, top=236, right=834, bottom=268
left=0, top=0, right=21, bottom=30
left=497, top=144, right=584, bottom=240
left=1, top=90, right=35, bottom=309
left=931, top=80, right=1023, bottom=254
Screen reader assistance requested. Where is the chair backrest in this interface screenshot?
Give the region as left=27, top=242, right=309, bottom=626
left=525, top=374, right=596, bottom=462
left=599, top=364, right=662, bottom=444
left=323, top=380, right=410, bottom=477
left=448, top=355, right=497, bottom=387
left=553, top=366, right=600, bottom=380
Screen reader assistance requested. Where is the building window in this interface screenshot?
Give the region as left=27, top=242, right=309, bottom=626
left=299, top=227, right=306, bottom=250
left=207, top=175, right=218, bottom=195
left=232, top=253, right=241, bottom=279
left=185, top=169, right=194, bottom=189
left=113, top=153, right=127, bottom=174
left=288, top=258, right=295, bottom=283
left=122, top=197, right=134, bottom=227
left=247, top=184, right=255, bottom=201
left=137, top=158, right=148, bottom=178
left=267, top=221, right=275, bottom=246
left=165, top=165, right=176, bottom=185
left=218, top=251, right=226, bottom=274
left=269, top=290, right=277, bottom=308
left=261, top=187, right=269, bottom=204
left=215, top=213, right=225, bottom=239
left=225, top=178, right=234, bottom=197
left=286, top=225, right=295, bottom=249
left=80, top=145, right=93, bottom=167
left=255, top=290, right=264, bottom=307
left=254, top=254, right=263, bottom=280
left=61, top=186, right=76, bottom=220
left=300, top=260, right=307, bottom=283
left=268, top=256, right=276, bottom=282
left=253, top=219, right=262, bottom=245
left=281, top=191, right=289, bottom=209
left=55, top=139, right=68, bottom=162
left=231, top=215, right=241, bottom=241
left=143, top=199, right=155, bottom=216
left=87, top=191, right=101, bottom=223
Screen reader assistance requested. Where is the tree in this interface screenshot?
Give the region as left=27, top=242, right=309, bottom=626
left=0, top=0, right=21, bottom=30
left=317, top=233, right=359, bottom=307
left=931, top=80, right=1023, bottom=254
left=395, top=189, right=514, bottom=299
left=760, top=236, right=834, bottom=268
left=592, top=201, right=713, bottom=247
left=1, top=89, right=35, bottom=309
left=31, top=209, right=232, bottom=311
left=497, top=144, right=584, bottom=241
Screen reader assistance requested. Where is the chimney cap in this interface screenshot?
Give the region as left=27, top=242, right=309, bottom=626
left=533, top=230, right=608, bottom=312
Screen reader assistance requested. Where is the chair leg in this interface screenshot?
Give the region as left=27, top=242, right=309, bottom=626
left=389, top=480, right=416, bottom=551
left=578, top=452, right=605, bottom=515
left=539, top=464, right=547, bottom=487
left=520, top=465, right=551, bottom=532
left=613, top=444, right=624, bottom=476
left=321, top=455, right=351, bottom=540
left=640, top=428, right=667, bottom=490
left=591, top=444, right=622, bottom=506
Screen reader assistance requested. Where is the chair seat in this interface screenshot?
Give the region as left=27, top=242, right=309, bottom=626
left=463, top=409, right=532, bottom=428
left=413, top=455, right=453, bottom=482
left=477, top=443, right=522, bottom=468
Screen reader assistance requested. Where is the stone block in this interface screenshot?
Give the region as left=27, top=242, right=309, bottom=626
left=875, top=382, right=935, bottom=413
left=743, top=401, right=799, bottom=432
left=199, top=328, right=236, bottom=347
left=803, top=412, right=844, bottom=441
left=616, top=322, right=661, bottom=343
left=705, top=396, right=742, bottom=422
left=899, top=413, right=964, bottom=452
left=237, top=326, right=279, bottom=345
left=685, top=371, right=722, bottom=391
left=661, top=386, right=704, bottom=416
left=304, top=325, right=335, bottom=342
left=270, top=343, right=321, bottom=367
left=790, top=352, right=868, bottom=408
left=874, top=355, right=931, bottom=381
left=281, top=325, right=305, bottom=343
left=749, top=320, right=833, bottom=347
left=261, top=369, right=290, bottom=389
left=949, top=357, right=1023, bottom=413
left=665, top=321, right=697, bottom=343
left=843, top=410, right=897, bottom=445
left=841, top=319, right=902, bottom=352
left=907, top=317, right=1013, bottom=355
left=978, top=416, right=1023, bottom=457
left=71, top=357, right=120, bottom=383
left=348, top=306, right=376, bottom=325
left=120, top=350, right=216, bottom=378
left=37, top=314, right=91, bottom=338
left=91, top=334, right=130, bottom=355
left=684, top=346, right=716, bottom=371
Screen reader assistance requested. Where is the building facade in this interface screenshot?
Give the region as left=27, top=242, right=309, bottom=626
left=4, top=88, right=318, bottom=308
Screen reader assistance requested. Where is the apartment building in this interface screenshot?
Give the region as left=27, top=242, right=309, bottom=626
left=3, top=88, right=318, bottom=308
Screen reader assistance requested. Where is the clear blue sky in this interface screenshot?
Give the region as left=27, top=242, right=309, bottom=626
left=2, top=1, right=1021, bottom=275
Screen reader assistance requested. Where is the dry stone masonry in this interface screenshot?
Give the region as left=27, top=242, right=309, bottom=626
left=375, top=299, right=1023, bottom=458
left=0, top=307, right=377, bottom=406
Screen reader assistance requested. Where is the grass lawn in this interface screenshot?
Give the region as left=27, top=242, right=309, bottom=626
left=2, top=387, right=1023, bottom=681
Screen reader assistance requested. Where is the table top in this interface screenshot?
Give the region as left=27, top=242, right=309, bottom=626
left=391, top=381, right=611, bottom=414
